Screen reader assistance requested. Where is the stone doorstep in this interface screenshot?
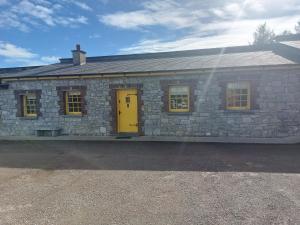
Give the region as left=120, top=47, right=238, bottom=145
left=0, top=135, right=299, bottom=144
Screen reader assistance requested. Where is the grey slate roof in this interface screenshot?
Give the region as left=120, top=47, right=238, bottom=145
left=0, top=44, right=299, bottom=79
left=0, top=66, right=41, bottom=74
left=281, top=41, right=300, bottom=50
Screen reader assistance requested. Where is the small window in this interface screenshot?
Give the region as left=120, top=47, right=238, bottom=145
left=169, top=86, right=190, bottom=112
left=65, top=90, right=82, bottom=115
left=23, top=94, right=37, bottom=117
left=226, top=82, right=250, bottom=110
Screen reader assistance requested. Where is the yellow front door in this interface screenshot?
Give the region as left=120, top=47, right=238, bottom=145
left=117, top=89, right=138, bottom=133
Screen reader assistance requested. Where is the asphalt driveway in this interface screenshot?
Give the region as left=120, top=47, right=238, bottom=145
left=0, top=141, right=299, bottom=225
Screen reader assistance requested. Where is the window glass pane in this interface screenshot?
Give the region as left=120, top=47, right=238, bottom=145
left=24, top=94, right=37, bottom=116
left=242, top=89, right=248, bottom=95
left=238, top=83, right=249, bottom=89
left=27, top=95, right=36, bottom=100
left=226, top=82, right=250, bottom=110
left=66, top=91, right=82, bottom=115
left=241, top=95, right=248, bottom=101
left=241, top=101, right=248, bottom=107
left=227, top=83, right=234, bottom=89
left=169, top=86, right=189, bottom=112
left=169, top=86, right=189, bottom=95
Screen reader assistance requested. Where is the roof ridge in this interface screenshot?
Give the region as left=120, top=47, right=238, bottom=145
left=59, top=44, right=271, bottom=63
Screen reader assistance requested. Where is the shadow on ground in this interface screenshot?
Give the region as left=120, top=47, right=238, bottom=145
left=0, top=141, right=299, bottom=173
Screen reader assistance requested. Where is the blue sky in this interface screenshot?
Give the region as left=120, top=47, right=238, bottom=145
left=1, top=0, right=300, bottom=67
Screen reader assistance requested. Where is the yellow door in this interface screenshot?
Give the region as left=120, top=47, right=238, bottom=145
left=117, top=89, right=138, bottom=133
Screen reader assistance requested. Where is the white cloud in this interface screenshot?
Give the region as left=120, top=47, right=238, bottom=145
left=120, top=15, right=300, bottom=54
left=89, top=34, right=101, bottom=39
left=99, top=0, right=300, bottom=53
left=243, top=0, right=265, bottom=13
left=243, top=0, right=300, bottom=15
left=62, top=0, right=92, bottom=11
left=73, top=1, right=92, bottom=11
left=0, top=11, right=29, bottom=32
left=0, top=0, right=89, bottom=31
left=13, top=0, right=55, bottom=26
left=40, top=56, right=60, bottom=64
left=55, top=16, right=88, bottom=27
left=100, top=0, right=300, bottom=31
left=32, top=0, right=51, bottom=5
left=120, top=34, right=243, bottom=54
left=0, top=42, right=36, bottom=58
left=101, top=10, right=155, bottom=29
left=100, top=0, right=208, bottom=30
left=0, top=41, right=59, bottom=66
left=4, top=58, right=58, bottom=66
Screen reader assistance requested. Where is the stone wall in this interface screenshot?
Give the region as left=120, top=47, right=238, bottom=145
left=0, top=68, right=300, bottom=138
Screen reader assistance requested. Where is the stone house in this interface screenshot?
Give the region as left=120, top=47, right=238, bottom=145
left=0, top=36, right=300, bottom=140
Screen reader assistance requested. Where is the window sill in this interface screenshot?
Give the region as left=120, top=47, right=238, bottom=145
left=223, top=109, right=256, bottom=114
left=19, top=116, right=38, bottom=120
left=166, top=112, right=192, bottom=116
left=62, top=115, right=84, bottom=118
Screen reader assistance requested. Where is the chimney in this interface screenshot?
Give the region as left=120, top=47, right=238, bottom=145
left=72, top=44, right=86, bottom=65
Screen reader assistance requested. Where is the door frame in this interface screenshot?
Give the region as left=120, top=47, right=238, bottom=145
left=109, top=83, right=144, bottom=136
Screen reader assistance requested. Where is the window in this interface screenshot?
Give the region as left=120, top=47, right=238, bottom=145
left=57, top=86, right=86, bottom=116
left=65, top=90, right=82, bottom=115
left=23, top=94, right=37, bottom=117
left=169, top=86, right=190, bottom=112
left=226, top=82, right=250, bottom=110
left=161, top=80, right=196, bottom=113
left=15, top=90, right=41, bottom=118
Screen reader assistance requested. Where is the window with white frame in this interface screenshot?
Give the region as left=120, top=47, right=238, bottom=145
left=169, top=85, right=190, bottom=112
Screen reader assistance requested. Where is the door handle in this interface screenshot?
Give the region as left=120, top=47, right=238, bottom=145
left=118, top=110, right=121, bottom=115
left=129, top=123, right=138, bottom=126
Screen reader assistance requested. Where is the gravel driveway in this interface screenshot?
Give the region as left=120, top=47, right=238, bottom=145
left=0, top=141, right=299, bottom=225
